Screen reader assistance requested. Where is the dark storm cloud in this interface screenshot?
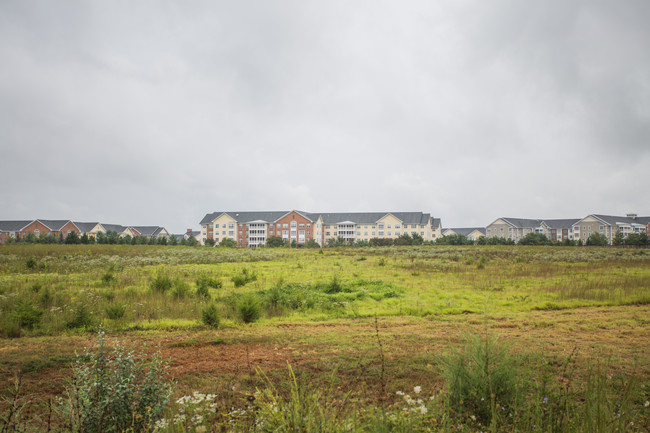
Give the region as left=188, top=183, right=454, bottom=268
left=1, top=0, right=648, bottom=232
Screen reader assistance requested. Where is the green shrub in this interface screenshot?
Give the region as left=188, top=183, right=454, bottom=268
left=39, top=288, right=53, bottom=307
left=323, top=276, right=343, bottom=294
left=196, top=284, right=211, bottom=300
left=201, top=304, right=220, bottom=328
left=231, top=268, right=257, bottom=287
left=66, top=305, right=95, bottom=329
left=196, top=273, right=222, bottom=289
left=11, top=299, right=43, bottom=330
left=150, top=272, right=172, bottom=293
left=101, top=271, right=115, bottom=285
left=25, top=256, right=37, bottom=269
left=61, top=330, right=172, bottom=433
left=238, top=294, right=261, bottom=323
left=171, top=279, right=191, bottom=299
left=105, top=303, right=126, bottom=320
left=30, top=283, right=42, bottom=293
left=440, top=332, right=527, bottom=426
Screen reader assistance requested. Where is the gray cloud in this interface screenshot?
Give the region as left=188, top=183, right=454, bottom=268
left=1, top=0, right=649, bottom=232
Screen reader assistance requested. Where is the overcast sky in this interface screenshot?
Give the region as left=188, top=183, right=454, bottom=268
left=1, top=1, right=649, bottom=233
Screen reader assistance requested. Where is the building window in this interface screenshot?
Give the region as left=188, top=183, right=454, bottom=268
left=34, top=229, right=40, bottom=236
left=395, top=224, right=401, bottom=229
left=378, top=231, right=384, bottom=237
left=307, top=230, right=310, bottom=235
left=283, top=223, right=288, bottom=228
left=228, top=223, right=234, bottom=228
left=378, top=224, right=384, bottom=229
left=326, top=231, right=330, bottom=236
left=299, top=223, right=305, bottom=228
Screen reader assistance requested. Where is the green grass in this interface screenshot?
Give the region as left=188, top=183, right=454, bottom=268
left=1, top=244, right=650, bottom=336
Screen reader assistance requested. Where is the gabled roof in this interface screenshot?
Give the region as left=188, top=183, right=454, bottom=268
left=73, top=222, right=101, bottom=233
left=101, top=223, right=127, bottom=233
left=432, top=218, right=442, bottom=228
left=131, top=226, right=163, bottom=237
left=0, top=220, right=34, bottom=232
left=200, top=211, right=288, bottom=225
left=444, top=227, right=486, bottom=237
left=317, top=212, right=432, bottom=225
left=496, top=218, right=543, bottom=228
left=587, top=214, right=650, bottom=227
left=201, top=211, right=436, bottom=226
left=37, top=220, right=72, bottom=231
left=541, top=219, right=580, bottom=229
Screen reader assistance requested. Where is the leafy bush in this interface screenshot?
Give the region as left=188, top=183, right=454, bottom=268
left=66, top=305, right=95, bottom=329
left=101, top=271, right=115, bottom=285
left=151, top=272, right=172, bottom=293
left=231, top=268, right=257, bottom=287
left=238, top=294, right=261, bottom=323
left=196, top=273, right=222, bottom=289
left=25, top=256, right=37, bottom=270
left=30, top=283, right=42, bottom=293
left=171, top=279, right=191, bottom=299
left=105, top=303, right=126, bottom=320
left=196, top=284, right=211, bottom=300
left=440, top=332, right=527, bottom=426
left=61, top=330, right=172, bottom=433
left=201, top=304, right=220, bottom=328
left=11, top=299, right=43, bottom=330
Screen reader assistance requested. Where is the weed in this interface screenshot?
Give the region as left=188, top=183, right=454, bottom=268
left=171, top=279, right=191, bottom=299
left=232, top=268, right=257, bottom=287
left=101, top=271, right=115, bottom=285
left=238, top=294, right=261, bottom=323
left=201, top=303, right=220, bottom=328
left=105, top=303, right=126, bottom=320
left=440, top=331, right=527, bottom=426
left=60, top=330, right=172, bottom=433
left=25, top=256, right=37, bottom=270
left=66, top=304, right=94, bottom=329
left=151, top=272, right=172, bottom=293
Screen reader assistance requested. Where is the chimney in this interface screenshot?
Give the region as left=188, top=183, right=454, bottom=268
left=187, top=229, right=192, bottom=233
left=627, top=214, right=637, bottom=220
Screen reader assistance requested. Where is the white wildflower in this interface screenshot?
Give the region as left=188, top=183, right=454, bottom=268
left=419, top=406, right=428, bottom=415
left=413, top=386, right=422, bottom=394
left=396, top=391, right=405, bottom=396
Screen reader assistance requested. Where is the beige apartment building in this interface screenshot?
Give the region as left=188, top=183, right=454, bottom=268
left=199, top=211, right=441, bottom=247
left=572, top=214, right=650, bottom=244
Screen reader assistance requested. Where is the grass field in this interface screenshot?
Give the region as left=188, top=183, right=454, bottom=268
left=1, top=244, right=649, bottom=431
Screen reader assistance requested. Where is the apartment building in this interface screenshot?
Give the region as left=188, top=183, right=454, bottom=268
left=485, top=218, right=579, bottom=242
left=572, top=214, right=650, bottom=244
left=199, top=211, right=440, bottom=247
left=0, top=219, right=169, bottom=244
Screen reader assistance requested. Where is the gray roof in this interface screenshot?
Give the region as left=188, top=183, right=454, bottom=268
left=101, top=223, right=128, bottom=233
left=201, top=210, right=435, bottom=226
left=432, top=218, right=442, bottom=228
left=590, top=214, right=650, bottom=227
left=317, top=212, right=431, bottom=225
left=37, top=220, right=71, bottom=231
left=131, top=226, right=166, bottom=237
left=0, top=220, right=33, bottom=232
left=200, top=211, right=288, bottom=225
left=498, top=218, right=543, bottom=228
left=541, top=219, right=580, bottom=229
left=73, top=222, right=100, bottom=233
left=444, top=227, right=486, bottom=236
